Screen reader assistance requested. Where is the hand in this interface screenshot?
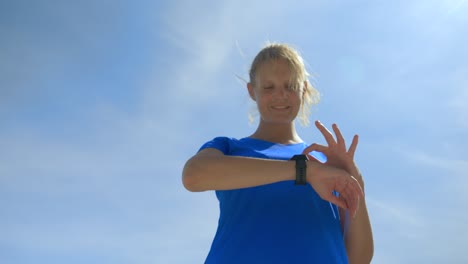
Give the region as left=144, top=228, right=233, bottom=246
left=307, top=162, right=363, bottom=217
left=303, top=121, right=363, bottom=186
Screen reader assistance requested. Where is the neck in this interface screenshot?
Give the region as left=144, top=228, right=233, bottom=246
left=249, top=121, right=302, bottom=144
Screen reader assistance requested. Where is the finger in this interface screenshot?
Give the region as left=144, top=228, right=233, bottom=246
left=332, top=123, right=346, bottom=150
left=351, top=193, right=359, bottom=217
left=341, top=186, right=357, bottom=216
left=354, top=197, right=360, bottom=218
left=336, top=177, right=358, bottom=216
left=333, top=180, right=352, bottom=210
left=315, top=120, right=337, bottom=146
left=326, top=193, right=348, bottom=210
left=302, top=143, right=328, bottom=155
left=350, top=193, right=359, bottom=218
left=347, top=177, right=363, bottom=217
left=345, top=179, right=360, bottom=206
left=342, top=192, right=357, bottom=218
left=348, top=135, right=359, bottom=158
left=350, top=175, right=364, bottom=198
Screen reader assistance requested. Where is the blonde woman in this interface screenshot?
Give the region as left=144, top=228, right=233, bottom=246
left=183, top=43, right=373, bottom=264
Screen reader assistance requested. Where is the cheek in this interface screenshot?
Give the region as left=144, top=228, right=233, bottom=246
left=256, top=92, right=271, bottom=103
left=291, top=92, right=302, bottom=104
left=256, top=97, right=268, bottom=109
left=255, top=97, right=272, bottom=113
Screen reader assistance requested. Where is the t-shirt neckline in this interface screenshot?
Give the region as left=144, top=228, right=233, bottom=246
left=241, top=137, right=305, bottom=147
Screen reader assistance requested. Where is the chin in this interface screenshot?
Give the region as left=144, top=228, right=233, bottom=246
left=262, top=118, right=296, bottom=125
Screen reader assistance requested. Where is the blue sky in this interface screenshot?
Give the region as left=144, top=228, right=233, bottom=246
left=1, top=0, right=467, bottom=263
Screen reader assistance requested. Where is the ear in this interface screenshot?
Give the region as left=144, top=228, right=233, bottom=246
left=247, top=82, right=256, bottom=101
left=302, top=81, right=308, bottom=97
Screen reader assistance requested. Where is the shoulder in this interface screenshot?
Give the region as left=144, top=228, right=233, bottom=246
left=198, top=136, right=240, bottom=155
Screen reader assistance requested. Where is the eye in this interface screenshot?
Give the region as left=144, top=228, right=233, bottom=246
left=284, top=84, right=294, bottom=91
left=287, top=83, right=300, bottom=91
left=264, top=86, right=274, bottom=90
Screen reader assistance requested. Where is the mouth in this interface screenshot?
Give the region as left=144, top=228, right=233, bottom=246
left=271, top=106, right=290, bottom=110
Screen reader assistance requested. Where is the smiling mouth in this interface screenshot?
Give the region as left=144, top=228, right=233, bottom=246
left=271, top=106, right=290, bottom=110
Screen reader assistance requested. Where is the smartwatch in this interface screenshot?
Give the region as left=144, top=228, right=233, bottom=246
left=290, top=154, right=308, bottom=185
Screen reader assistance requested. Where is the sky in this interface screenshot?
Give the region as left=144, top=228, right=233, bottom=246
left=1, top=0, right=467, bottom=263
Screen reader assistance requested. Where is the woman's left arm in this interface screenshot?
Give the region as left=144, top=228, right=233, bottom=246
left=303, top=121, right=374, bottom=264
left=339, top=166, right=373, bottom=264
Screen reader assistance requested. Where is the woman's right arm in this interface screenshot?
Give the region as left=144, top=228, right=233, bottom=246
left=182, top=148, right=363, bottom=215
left=183, top=148, right=299, bottom=192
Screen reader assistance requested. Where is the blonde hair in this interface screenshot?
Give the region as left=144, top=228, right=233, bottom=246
left=248, top=43, right=320, bottom=126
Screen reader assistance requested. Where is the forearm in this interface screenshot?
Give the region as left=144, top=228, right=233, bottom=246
left=343, top=177, right=374, bottom=264
left=183, top=155, right=297, bottom=192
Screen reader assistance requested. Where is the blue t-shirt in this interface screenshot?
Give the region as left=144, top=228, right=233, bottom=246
left=199, top=137, right=348, bottom=264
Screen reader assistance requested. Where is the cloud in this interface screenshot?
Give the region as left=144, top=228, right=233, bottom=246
left=143, top=0, right=318, bottom=111
left=447, top=68, right=468, bottom=130
left=1, top=1, right=468, bottom=263
left=366, top=197, right=425, bottom=263
left=366, top=142, right=468, bottom=263
left=396, top=144, right=468, bottom=203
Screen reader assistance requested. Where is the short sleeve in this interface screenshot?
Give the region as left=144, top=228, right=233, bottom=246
left=198, top=137, right=231, bottom=155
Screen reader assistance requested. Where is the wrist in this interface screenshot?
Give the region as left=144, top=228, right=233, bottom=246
left=305, top=160, right=321, bottom=183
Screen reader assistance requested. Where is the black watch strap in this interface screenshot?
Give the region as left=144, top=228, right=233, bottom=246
left=290, top=154, right=308, bottom=185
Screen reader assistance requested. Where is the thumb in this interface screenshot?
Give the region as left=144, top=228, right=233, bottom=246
left=325, top=193, right=348, bottom=210
left=306, top=154, right=321, bottom=163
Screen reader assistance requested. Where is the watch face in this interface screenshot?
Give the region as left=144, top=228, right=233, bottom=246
left=292, top=154, right=307, bottom=185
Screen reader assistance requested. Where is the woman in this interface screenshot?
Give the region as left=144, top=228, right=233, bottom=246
left=182, top=43, right=373, bottom=263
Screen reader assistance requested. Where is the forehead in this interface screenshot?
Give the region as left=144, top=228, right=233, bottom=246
left=256, top=59, right=293, bottom=81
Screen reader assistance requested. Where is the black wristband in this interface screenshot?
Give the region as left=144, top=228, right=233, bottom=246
left=290, top=154, right=308, bottom=185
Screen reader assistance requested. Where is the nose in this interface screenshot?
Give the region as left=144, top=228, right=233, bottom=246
left=275, top=87, right=289, bottom=99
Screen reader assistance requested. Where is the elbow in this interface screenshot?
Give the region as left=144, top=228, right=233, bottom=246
left=182, top=158, right=206, bottom=192
left=359, top=250, right=374, bottom=264
left=348, top=240, right=374, bottom=264
left=363, top=252, right=374, bottom=264
left=367, top=242, right=374, bottom=263
left=363, top=245, right=375, bottom=264
left=349, top=253, right=373, bottom=264
left=364, top=235, right=374, bottom=263
left=182, top=173, right=202, bottom=192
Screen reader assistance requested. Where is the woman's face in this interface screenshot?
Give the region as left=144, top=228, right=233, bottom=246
left=248, top=59, right=303, bottom=125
